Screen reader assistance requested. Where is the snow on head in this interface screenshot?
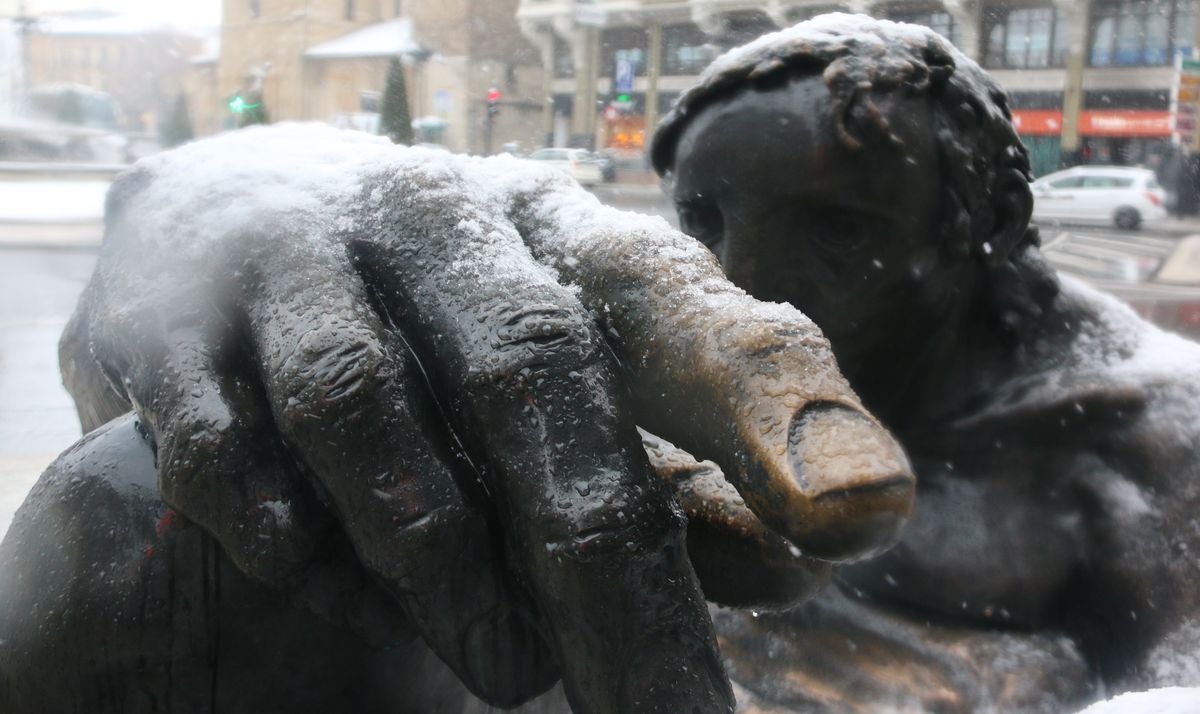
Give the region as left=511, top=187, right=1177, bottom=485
left=650, top=12, right=1019, bottom=175
left=1075, top=687, right=1200, bottom=714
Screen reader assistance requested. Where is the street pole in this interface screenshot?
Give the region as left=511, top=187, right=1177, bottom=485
left=1058, top=0, right=1090, bottom=165
left=541, top=31, right=556, bottom=148
left=1192, top=2, right=1200, bottom=153
left=15, top=2, right=34, bottom=99
left=644, top=22, right=662, bottom=149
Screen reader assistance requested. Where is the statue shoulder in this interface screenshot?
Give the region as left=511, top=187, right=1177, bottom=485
left=935, top=277, right=1200, bottom=456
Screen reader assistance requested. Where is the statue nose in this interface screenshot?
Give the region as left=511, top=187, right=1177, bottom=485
left=781, top=402, right=915, bottom=562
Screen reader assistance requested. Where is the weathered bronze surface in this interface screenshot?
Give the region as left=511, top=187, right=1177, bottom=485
left=3, top=13, right=1199, bottom=714
left=1, top=114, right=912, bottom=712
left=653, top=13, right=1200, bottom=712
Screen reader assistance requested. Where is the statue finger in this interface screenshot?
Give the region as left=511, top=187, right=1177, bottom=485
left=91, top=304, right=328, bottom=586
left=508, top=178, right=915, bottom=563
left=244, top=247, right=558, bottom=707
left=641, top=430, right=832, bottom=610
left=355, top=179, right=734, bottom=714
left=59, top=281, right=135, bottom=433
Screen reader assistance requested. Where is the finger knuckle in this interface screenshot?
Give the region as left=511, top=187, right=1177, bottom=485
left=541, top=503, right=684, bottom=563
left=279, top=327, right=389, bottom=410
left=156, top=416, right=235, bottom=498
left=467, top=303, right=600, bottom=388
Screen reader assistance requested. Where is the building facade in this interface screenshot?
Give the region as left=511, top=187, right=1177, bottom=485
left=16, top=10, right=203, bottom=133
left=194, top=0, right=545, bottom=154
left=517, top=0, right=1198, bottom=175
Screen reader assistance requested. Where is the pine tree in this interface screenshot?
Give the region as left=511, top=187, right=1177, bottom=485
left=380, top=56, right=414, bottom=145
left=159, top=93, right=195, bottom=148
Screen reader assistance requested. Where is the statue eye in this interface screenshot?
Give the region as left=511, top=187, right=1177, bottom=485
left=804, top=209, right=877, bottom=254
left=676, top=201, right=724, bottom=251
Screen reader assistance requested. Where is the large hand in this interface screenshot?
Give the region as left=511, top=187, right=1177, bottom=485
left=60, top=125, right=914, bottom=712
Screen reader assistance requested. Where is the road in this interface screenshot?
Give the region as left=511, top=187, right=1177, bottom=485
left=1, top=194, right=1198, bottom=540
left=0, top=247, right=96, bottom=538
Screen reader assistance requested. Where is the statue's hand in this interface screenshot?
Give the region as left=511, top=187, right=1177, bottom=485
left=61, top=127, right=914, bottom=712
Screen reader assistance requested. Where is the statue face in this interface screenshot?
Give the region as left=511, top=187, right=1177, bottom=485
left=671, top=74, right=944, bottom=363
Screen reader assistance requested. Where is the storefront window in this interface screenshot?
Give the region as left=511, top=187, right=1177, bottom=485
left=985, top=6, right=1067, bottom=69
left=1091, top=0, right=1188, bottom=66
left=886, top=8, right=960, bottom=48
left=1174, top=1, right=1196, bottom=56
left=662, top=23, right=710, bottom=76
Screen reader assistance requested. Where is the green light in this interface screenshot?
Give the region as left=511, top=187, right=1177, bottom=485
left=227, top=95, right=261, bottom=114
left=617, top=93, right=631, bottom=102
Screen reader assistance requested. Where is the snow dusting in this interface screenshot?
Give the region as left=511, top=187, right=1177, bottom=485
left=1076, top=687, right=1200, bottom=714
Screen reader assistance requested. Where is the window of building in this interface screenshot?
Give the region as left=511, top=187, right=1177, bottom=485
left=885, top=7, right=961, bottom=48
left=783, top=5, right=844, bottom=24
left=345, top=0, right=355, bottom=21
left=601, top=27, right=649, bottom=77
left=1174, top=0, right=1196, bottom=56
left=662, top=23, right=710, bottom=76
left=360, top=91, right=381, bottom=113
left=553, top=35, right=574, bottom=79
left=984, top=5, right=1068, bottom=69
left=1090, top=0, right=1190, bottom=66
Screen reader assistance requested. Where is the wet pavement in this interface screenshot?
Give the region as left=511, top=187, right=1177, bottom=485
left=0, top=247, right=96, bottom=538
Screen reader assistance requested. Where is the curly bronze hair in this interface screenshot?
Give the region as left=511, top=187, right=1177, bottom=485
left=650, top=14, right=1059, bottom=344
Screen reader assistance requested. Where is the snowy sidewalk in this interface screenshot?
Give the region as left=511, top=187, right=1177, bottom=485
left=0, top=250, right=95, bottom=539
left=0, top=222, right=103, bottom=249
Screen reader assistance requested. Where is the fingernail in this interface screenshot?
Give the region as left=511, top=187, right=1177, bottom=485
left=787, top=402, right=915, bottom=561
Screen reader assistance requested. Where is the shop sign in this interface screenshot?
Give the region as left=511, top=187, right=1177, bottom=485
left=574, top=0, right=605, bottom=26
left=1172, top=57, right=1200, bottom=147
left=1011, top=109, right=1171, bottom=138
left=1010, top=109, right=1061, bottom=136
left=615, top=58, right=634, bottom=95
left=1079, top=111, right=1172, bottom=137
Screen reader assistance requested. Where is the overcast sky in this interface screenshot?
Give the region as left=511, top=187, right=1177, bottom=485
left=103, top=0, right=220, bottom=28
left=4, top=1, right=223, bottom=28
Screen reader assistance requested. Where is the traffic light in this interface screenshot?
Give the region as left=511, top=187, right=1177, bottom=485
left=487, top=87, right=501, bottom=119
left=227, top=93, right=261, bottom=115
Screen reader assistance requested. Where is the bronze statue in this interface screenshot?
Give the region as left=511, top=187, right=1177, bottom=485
left=0, top=121, right=912, bottom=712
left=652, top=14, right=1200, bottom=711
left=2, top=13, right=1198, bottom=713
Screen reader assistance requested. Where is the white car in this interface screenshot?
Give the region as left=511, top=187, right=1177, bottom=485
left=1031, top=166, right=1167, bottom=230
left=525, top=148, right=604, bottom=186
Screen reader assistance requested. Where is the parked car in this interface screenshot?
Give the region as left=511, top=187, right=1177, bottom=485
left=1031, top=166, right=1167, bottom=230
left=525, top=148, right=603, bottom=186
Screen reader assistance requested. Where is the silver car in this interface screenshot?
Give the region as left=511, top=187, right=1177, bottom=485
left=1031, top=166, right=1168, bottom=231
left=524, top=148, right=604, bottom=186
